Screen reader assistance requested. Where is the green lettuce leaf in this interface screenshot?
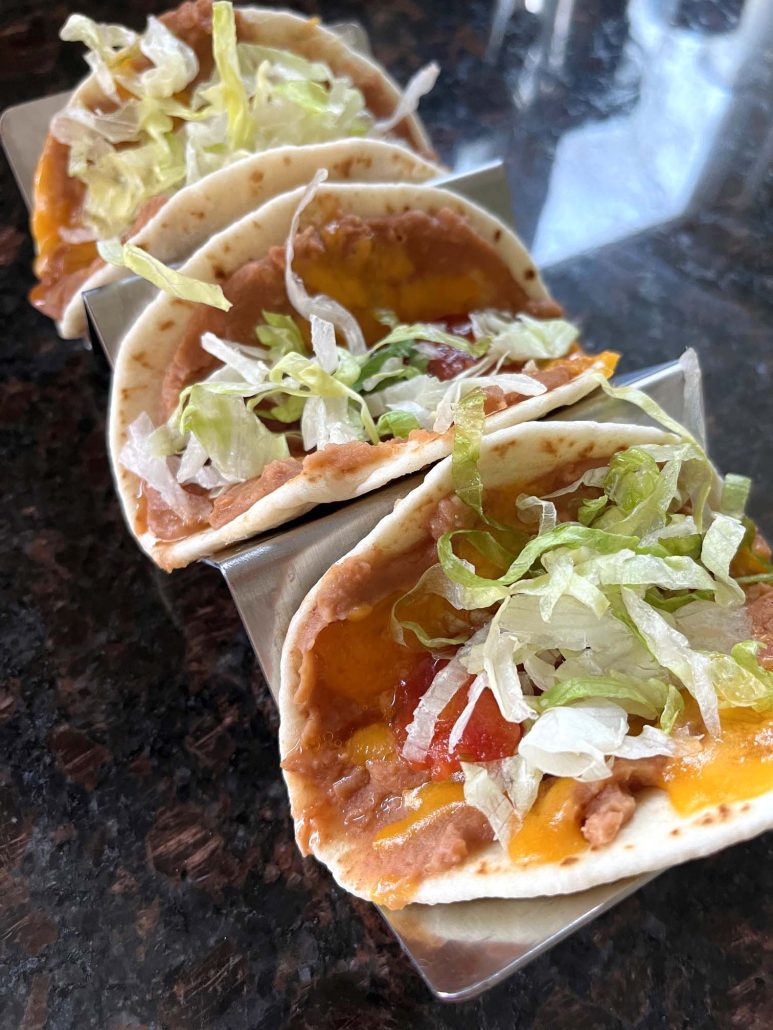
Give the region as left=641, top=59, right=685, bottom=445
left=535, top=674, right=674, bottom=722
left=451, top=389, right=488, bottom=521
left=376, top=410, right=421, bottom=439
left=255, top=311, right=307, bottom=360
left=180, top=385, right=288, bottom=480
left=710, top=641, right=773, bottom=712
left=470, top=311, right=579, bottom=361
left=97, top=240, right=232, bottom=310
left=212, top=0, right=253, bottom=150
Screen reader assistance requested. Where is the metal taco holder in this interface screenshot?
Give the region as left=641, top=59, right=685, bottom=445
left=1, top=93, right=693, bottom=1004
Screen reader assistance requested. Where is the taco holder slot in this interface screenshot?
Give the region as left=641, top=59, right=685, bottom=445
left=3, top=98, right=682, bottom=999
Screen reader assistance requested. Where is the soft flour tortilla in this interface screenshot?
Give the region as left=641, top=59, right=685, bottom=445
left=33, top=3, right=436, bottom=338
left=62, top=139, right=442, bottom=338
left=278, top=419, right=773, bottom=906
left=109, top=181, right=608, bottom=570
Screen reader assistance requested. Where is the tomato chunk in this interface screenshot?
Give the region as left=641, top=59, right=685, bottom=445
left=426, top=313, right=477, bottom=381
left=391, top=654, right=522, bottom=779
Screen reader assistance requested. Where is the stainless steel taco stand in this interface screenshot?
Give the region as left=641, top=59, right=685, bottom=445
left=3, top=97, right=686, bottom=1001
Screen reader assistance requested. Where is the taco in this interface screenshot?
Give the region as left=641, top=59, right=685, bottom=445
left=108, top=179, right=618, bottom=570
left=30, top=0, right=437, bottom=337
left=278, top=413, right=773, bottom=908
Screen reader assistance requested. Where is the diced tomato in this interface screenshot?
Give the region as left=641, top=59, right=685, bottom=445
left=391, top=654, right=522, bottom=779
left=426, top=313, right=477, bottom=381
left=436, top=313, right=474, bottom=339
left=427, top=344, right=477, bottom=381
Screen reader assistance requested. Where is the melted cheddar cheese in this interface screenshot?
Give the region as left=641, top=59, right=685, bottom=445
left=660, top=708, right=773, bottom=815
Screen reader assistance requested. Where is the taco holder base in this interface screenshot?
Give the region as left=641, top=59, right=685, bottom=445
left=3, top=96, right=684, bottom=1000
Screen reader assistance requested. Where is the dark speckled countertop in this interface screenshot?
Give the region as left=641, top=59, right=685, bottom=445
left=1, top=1, right=772, bottom=1027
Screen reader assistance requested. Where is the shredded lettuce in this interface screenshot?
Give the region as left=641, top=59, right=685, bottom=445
left=200, top=332, right=268, bottom=384
left=519, top=699, right=686, bottom=782
left=461, top=753, right=543, bottom=849
left=376, top=410, right=421, bottom=440
left=604, top=448, right=661, bottom=515
left=700, top=514, right=746, bottom=605
left=56, top=2, right=428, bottom=241
left=535, top=674, right=675, bottom=722
left=255, top=311, right=306, bottom=359
left=470, top=311, right=579, bottom=363
left=437, top=523, right=640, bottom=597
left=516, top=494, right=557, bottom=535
left=678, top=348, right=707, bottom=446
left=672, top=599, right=751, bottom=653
left=375, top=322, right=488, bottom=359
left=710, top=642, right=773, bottom=712
left=612, top=724, right=686, bottom=760
left=267, top=352, right=379, bottom=444
left=451, top=390, right=488, bottom=522
left=461, top=760, right=515, bottom=846
left=449, top=675, right=488, bottom=750
left=121, top=413, right=211, bottom=523
left=518, top=701, right=627, bottom=781
left=212, top=1, right=252, bottom=150
left=139, top=15, right=198, bottom=98
left=390, top=564, right=480, bottom=649
left=376, top=61, right=439, bottom=133
left=283, top=170, right=367, bottom=355
left=621, top=587, right=720, bottom=736
left=60, top=14, right=138, bottom=100
left=180, top=385, right=289, bottom=481
left=310, top=315, right=338, bottom=373
left=482, top=638, right=533, bottom=723
left=98, top=240, right=232, bottom=310
left=496, top=754, right=543, bottom=817
left=721, top=473, right=751, bottom=520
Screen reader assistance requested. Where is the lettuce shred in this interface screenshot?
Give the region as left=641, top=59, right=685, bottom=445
left=54, top=2, right=435, bottom=240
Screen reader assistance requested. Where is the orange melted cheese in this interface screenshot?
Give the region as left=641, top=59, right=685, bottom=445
left=297, top=240, right=505, bottom=345
left=659, top=708, right=773, bottom=815
left=345, top=723, right=396, bottom=764
left=31, top=138, right=93, bottom=276
left=312, top=595, right=417, bottom=706
left=508, top=777, right=588, bottom=865
left=373, top=781, right=465, bottom=844
left=544, top=348, right=618, bottom=379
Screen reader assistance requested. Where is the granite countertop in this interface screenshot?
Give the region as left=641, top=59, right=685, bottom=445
left=1, top=1, right=772, bottom=1026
